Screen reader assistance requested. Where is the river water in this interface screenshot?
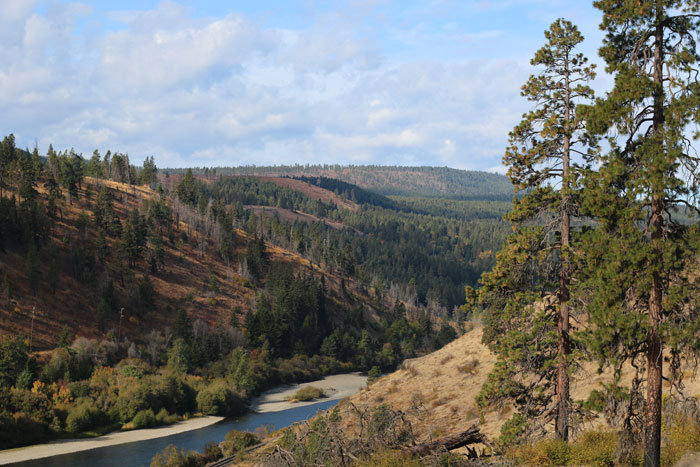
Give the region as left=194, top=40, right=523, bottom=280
left=9, top=398, right=340, bottom=467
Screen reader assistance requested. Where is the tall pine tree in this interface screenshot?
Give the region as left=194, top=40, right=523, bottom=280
left=478, top=19, right=595, bottom=441
left=581, top=2, right=700, bottom=465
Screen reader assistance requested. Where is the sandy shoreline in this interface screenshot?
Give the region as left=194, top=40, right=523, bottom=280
left=0, top=373, right=367, bottom=465
left=251, top=372, right=367, bottom=413
left=0, top=416, right=224, bottom=465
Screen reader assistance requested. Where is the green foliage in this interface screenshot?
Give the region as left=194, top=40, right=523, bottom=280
left=167, top=339, right=191, bottom=374
left=0, top=335, right=29, bottom=387
left=497, top=413, right=528, bottom=452
left=479, top=19, right=595, bottom=440
left=150, top=444, right=203, bottom=467
left=569, top=431, right=618, bottom=467
left=131, top=409, right=157, bottom=429
left=356, top=450, right=421, bottom=467
left=66, top=402, right=106, bottom=433
left=662, top=414, right=700, bottom=467
left=219, top=430, right=259, bottom=457
left=289, top=385, right=324, bottom=402
left=195, top=379, right=245, bottom=416
left=507, top=431, right=617, bottom=467
left=577, top=3, right=700, bottom=462
left=367, top=366, right=381, bottom=384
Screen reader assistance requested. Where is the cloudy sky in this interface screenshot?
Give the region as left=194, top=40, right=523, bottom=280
left=0, top=0, right=607, bottom=171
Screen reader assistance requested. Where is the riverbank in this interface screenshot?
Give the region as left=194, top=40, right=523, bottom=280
left=251, top=372, right=367, bottom=413
left=0, top=373, right=367, bottom=466
left=0, top=416, right=224, bottom=465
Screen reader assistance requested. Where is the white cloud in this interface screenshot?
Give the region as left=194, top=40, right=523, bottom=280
left=0, top=0, right=552, bottom=171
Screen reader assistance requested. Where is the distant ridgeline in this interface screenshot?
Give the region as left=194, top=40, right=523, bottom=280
left=178, top=167, right=513, bottom=310
left=166, top=165, right=514, bottom=200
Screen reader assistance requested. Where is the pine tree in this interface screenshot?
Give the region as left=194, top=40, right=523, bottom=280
left=581, top=2, right=700, bottom=464
left=477, top=19, right=595, bottom=440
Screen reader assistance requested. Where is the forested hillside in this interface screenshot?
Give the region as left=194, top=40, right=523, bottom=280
left=183, top=173, right=510, bottom=310
left=169, top=165, right=513, bottom=199
left=0, top=134, right=498, bottom=450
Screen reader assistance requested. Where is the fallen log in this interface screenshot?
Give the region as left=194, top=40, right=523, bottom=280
left=405, top=423, right=491, bottom=457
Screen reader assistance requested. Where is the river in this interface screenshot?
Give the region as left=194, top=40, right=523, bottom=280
left=3, top=373, right=366, bottom=467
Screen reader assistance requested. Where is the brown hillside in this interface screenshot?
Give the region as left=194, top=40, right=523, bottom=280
left=0, top=177, right=376, bottom=350
left=257, top=177, right=358, bottom=211
left=246, top=205, right=350, bottom=231
left=332, top=323, right=700, bottom=446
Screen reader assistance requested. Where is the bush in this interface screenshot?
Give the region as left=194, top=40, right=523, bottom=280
left=288, top=386, right=325, bottom=402
left=10, top=389, right=53, bottom=425
left=131, top=409, right=157, bottom=429
left=155, top=408, right=177, bottom=425
left=497, top=413, right=527, bottom=452
left=356, top=450, right=422, bottom=467
left=201, top=441, right=222, bottom=463
left=150, top=444, right=202, bottom=467
left=196, top=380, right=245, bottom=416
left=569, top=431, right=617, bottom=467
left=114, top=381, right=158, bottom=422
left=68, top=381, right=91, bottom=399
left=220, top=430, right=259, bottom=457
left=367, top=366, right=381, bottom=384
left=66, top=402, right=106, bottom=433
left=662, top=415, right=700, bottom=467
left=507, top=431, right=618, bottom=467
left=157, top=375, right=196, bottom=416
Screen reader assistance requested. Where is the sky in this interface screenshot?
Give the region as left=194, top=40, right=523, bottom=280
left=0, top=0, right=609, bottom=171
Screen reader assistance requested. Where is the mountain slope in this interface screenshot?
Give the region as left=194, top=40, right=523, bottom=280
left=172, top=165, right=514, bottom=200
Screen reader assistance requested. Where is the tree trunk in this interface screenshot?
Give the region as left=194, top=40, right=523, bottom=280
left=405, top=424, right=491, bottom=457
left=645, top=5, right=664, bottom=466
left=556, top=51, right=572, bottom=442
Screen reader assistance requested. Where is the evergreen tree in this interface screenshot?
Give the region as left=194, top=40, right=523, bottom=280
left=581, top=2, right=700, bottom=464
left=140, top=156, right=158, bottom=186
left=478, top=19, right=595, bottom=440
left=172, top=309, right=193, bottom=344
left=0, top=134, right=16, bottom=198
left=87, top=150, right=103, bottom=178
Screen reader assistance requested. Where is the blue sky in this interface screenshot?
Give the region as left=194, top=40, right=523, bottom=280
left=0, top=0, right=607, bottom=171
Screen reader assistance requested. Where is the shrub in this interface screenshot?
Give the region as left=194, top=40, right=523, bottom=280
left=196, top=380, right=245, bottom=416
left=157, top=375, right=196, bottom=416
left=68, top=381, right=91, bottom=399
left=40, top=347, right=72, bottom=383
left=131, top=409, right=157, bottom=429
left=155, top=408, right=177, bottom=425
left=367, top=366, right=381, bottom=384
left=507, top=430, right=618, bottom=467
left=662, top=415, right=700, bottom=467
left=150, top=444, right=202, bottom=467
left=288, top=386, right=325, bottom=402
left=457, top=358, right=480, bottom=375
left=497, top=413, right=527, bottom=452
left=569, top=431, right=618, bottom=467
left=66, top=402, right=106, bottom=433
left=201, top=441, right=222, bottom=463
left=356, top=449, right=422, bottom=467
left=10, top=389, right=53, bottom=425
left=220, top=430, right=259, bottom=457
left=114, top=381, right=158, bottom=422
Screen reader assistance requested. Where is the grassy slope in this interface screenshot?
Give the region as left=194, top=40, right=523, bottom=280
left=329, top=323, right=700, bottom=447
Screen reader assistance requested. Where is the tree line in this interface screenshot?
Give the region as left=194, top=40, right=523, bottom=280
left=475, top=6, right=700, bottom=467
